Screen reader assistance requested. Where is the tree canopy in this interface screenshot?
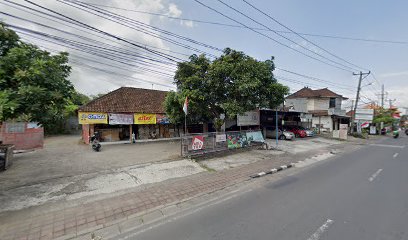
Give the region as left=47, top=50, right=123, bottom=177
left=0, top=23, right=86, bottom=133
left=164, top=48, right=289, bottom=129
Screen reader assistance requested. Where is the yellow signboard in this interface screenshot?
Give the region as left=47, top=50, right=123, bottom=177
left=134, top=113, right=156, bottom=124
left=78, top=112, right=108, bottom=124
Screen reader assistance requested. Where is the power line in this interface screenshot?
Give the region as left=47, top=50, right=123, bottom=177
left=11, top=26, right=176, bottom=78
left=193, top=0, right=354, bottom=73
left=241, top=0, right=368, bottom=72
left=58, top=0, right=221, bottom=57
left=19, top=0, right=183, bottom=63
left=0, top=1, right=192, bottom=59
left=276, top=76, right=353, bottom=97
left=22, top=38, right=176, bottom=89
left=83, top=2, right=408, bottom=45
left=216, top=0, right=360, bottom=72
left=276, top=67, right=356, bottom=91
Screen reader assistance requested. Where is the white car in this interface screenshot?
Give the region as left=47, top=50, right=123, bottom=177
left=266, top=127, right=295, bottom=140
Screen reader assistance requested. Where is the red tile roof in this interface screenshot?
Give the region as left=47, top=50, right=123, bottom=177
left=79, top=87, right=168, bottom=114
left=286, top=87, right=348, bottom=100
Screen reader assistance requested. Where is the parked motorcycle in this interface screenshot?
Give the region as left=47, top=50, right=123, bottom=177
left=90, top=132, right=101, bottom=152
left=393, top=130, right=399, bottom=139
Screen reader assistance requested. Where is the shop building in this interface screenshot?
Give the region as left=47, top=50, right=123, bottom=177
left=79, top=87, right=179, bottom=144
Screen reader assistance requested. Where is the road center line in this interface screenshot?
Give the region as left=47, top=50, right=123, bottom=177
left=393, top=153, right=399, bottom=158
left=307, top=219, right=334, bottom=240
left=369, top=144, right=405, bottom=149
left=369, top=169, right=383, bottom=182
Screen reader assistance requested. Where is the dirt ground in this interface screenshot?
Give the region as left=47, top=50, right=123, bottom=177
left=0, top=135, right=181, bottom=190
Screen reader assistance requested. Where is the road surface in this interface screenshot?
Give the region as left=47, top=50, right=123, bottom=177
left=118, top=135, right=408, bottom=240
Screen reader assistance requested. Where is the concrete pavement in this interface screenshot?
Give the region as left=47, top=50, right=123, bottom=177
left=120, top=135, right=408, bottom=240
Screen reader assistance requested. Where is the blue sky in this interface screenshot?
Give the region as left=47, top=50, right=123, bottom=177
left=168, top=0, right=408, bottom=110
left=1, top=0, right=407, bottom=111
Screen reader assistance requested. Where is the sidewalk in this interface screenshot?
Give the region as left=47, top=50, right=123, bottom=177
left=0, top=137, right=371, bottom=240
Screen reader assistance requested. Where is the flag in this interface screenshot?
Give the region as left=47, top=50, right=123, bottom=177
left=183, top=96, right=188, bottom=115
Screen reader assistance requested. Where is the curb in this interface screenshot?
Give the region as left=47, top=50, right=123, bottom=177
left=250, top=163, right=296, bottom=178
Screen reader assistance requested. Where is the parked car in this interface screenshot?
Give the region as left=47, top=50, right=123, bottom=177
left=296, top=126, right=314, bottom=137
left=285, top=125, right=307, bottom=138
left=265, top=127, right=295, bottom=140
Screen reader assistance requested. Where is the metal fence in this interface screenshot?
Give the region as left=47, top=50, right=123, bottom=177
left=181, top=130, right=265, bottom=157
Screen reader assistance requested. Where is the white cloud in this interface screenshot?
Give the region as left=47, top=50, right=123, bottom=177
left=167, top=3, right=182, bottom=17
left=1, top=0, right=181, bottom=95
left=385, top=86, right=408, bottom=109
left=379, top=71, right=408, bottom=78
left=181, top=20, right=194, bottom=28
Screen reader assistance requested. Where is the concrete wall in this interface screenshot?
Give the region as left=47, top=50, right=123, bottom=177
left=312, top=116, right=333, bottom=132
left=286, top=98, right=308, bottom=112
left=0, top=122, right=44, bottom=150
left=287, top=97, right=342, bottom=112
left=313, top=98, right=330, bottom=110
left=82, top=124, right=90, bottom=144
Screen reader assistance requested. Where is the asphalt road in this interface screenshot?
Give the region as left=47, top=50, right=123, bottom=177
left=119, top=135, right=408, bottom=240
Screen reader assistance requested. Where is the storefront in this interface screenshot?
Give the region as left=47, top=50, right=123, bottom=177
left=78, top=87, right=180, bottom=144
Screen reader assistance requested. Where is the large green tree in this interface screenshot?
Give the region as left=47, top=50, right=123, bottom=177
left=164, top=48, right=289, bottom=130
left=0, top=23, right=80, bottom=132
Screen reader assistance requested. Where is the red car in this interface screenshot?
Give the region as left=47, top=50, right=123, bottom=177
left=285, top=125, right=307, bottom=138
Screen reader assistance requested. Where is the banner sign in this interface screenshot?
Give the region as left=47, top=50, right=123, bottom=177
left=370, top=126, right=377, bottom=135
left=78, top=112, right=108, bottom=124
left=226, top=132, right=250, bottom=149
left=191, top=136, right=204, bottom=150
left=215, top=134, right=227, bottom=142
left=134, top=113, right=156, bottom=124
left=354, top=109, right=374, bottom=122
left=156, top=114, right=170, bottom=124
left=246, top=131, right=265, bottom=143
left=237, top=111, right=260, bottom=126
left=109, top=113, right=133, bottom=125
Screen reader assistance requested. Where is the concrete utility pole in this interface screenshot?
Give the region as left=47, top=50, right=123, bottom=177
left=351, top=71, right=371, bottom=133
left=381, top=84, right=385, bottom=108
left=376, top=84, right=387, bottom=108
left=389, top=99, right=396, bottom=109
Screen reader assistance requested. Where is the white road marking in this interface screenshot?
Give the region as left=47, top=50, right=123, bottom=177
left=307, top=219, right=334, bottom=240
left=369, top=169, right=383, bottom=182
left=369, top=144, right=405, bottom=149
left=393, top=153, right=399, bottom=158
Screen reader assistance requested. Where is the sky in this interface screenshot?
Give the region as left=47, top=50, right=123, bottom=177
left=1, top=0, right=407, bottom=111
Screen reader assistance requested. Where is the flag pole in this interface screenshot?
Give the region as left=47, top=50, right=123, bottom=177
left=184, top=113, right=187, bottom=134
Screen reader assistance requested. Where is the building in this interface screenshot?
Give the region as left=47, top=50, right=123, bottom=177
left=285, top=87, right=349, bottom=132
left=78, top=87, right=179, bottom=144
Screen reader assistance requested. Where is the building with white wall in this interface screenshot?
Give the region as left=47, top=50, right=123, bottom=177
left=285, top=87, right=350, bottom=132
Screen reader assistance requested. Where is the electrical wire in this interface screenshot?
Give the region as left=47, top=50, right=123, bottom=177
left=20, top=0, right=183, bottom=63
left=82, top=2, right=408, bottom=46
left=0, top=1, right=191, bottom=59
left=241, top=0, right=368, bottom=72
left=215, top=0, right=360, bottom=72
left=193, top=0, right=354, bottom=73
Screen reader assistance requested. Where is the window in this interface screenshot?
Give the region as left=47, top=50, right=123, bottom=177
left=329, top=98, right=336, bottom=108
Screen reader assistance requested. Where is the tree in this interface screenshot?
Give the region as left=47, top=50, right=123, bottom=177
left=165, top=48, right=289, bottom=130
left=0, top=23, right=76, bottom=133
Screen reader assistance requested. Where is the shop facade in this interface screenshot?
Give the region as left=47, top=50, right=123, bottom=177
left=78, top=87, right=179, bottom=144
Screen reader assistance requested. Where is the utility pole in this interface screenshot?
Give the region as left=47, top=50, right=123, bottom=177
left=376, top=84, right=386, bottom=108
left=351, top=71, right=371, bottom=133
left=381, top=84, right=385, bottom=108
left=389, top=99, right=396, bottom=109
left=350, top=100, right=354, bottom=113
